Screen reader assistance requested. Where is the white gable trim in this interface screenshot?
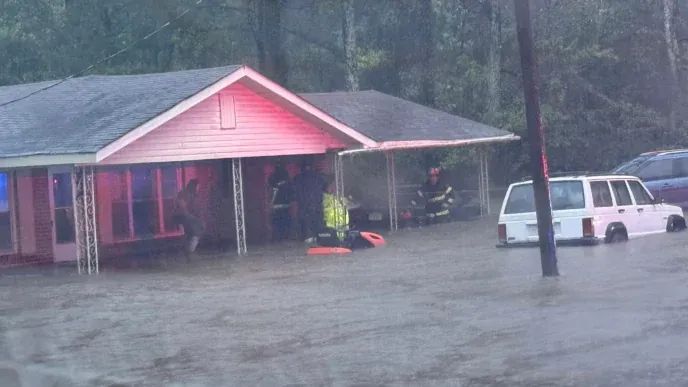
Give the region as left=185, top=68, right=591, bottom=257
left=96, top=66, right=377, bottom=163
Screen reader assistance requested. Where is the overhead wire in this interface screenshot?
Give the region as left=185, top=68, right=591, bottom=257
left=0, top=0, right=205, bottom=109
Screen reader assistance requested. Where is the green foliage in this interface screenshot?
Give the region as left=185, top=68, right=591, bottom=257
left=0, top=0, right=686, bottom=185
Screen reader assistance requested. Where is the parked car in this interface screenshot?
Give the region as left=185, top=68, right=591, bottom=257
left=612, top=149, right=688, bottom=209
left=496, top=173, right=686, bottom=247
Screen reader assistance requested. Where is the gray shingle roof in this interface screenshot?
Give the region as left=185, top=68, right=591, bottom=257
left=0, top=65, right=241, bottom=158
left=299, top=90, right=513, bottom=142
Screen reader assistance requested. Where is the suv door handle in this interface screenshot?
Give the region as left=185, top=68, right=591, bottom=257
left=663, top=183, right=672, bottom=187
left=618, top=209, right=625, bottom=214
left=637, top=208, right=644, bottom=213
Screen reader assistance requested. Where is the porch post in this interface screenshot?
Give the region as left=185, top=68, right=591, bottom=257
left=477, top=147, right=491, bottom=216
left=232, top=158, right=247, bottom=255
left=386, top=151, right=398, bottom=231
left=333, top=153, right=346, bottom=228
left=73, top=165, right=99, bottom=274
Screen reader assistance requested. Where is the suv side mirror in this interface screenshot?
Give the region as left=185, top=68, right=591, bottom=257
left=652, top=197, right=665, bottom=204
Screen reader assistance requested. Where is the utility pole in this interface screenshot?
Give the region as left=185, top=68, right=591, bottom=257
left=513, top=0, right=558, bottom=277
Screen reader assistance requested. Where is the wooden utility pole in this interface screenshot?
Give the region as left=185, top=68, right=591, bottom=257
left=513, top=0, right=558, bottom=277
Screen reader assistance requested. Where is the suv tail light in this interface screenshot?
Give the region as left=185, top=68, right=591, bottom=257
left=498, top=224, right=507, bottom=243
left=582, top=217, right=594, bottom=237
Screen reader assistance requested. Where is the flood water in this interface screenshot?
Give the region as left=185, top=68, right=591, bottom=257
left=1, top=217, right=688, bottom=386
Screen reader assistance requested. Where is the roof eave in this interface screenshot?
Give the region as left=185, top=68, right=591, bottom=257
left=0, top=153, right=98, bottom=169
left=337, top=134, right=521, bottom=155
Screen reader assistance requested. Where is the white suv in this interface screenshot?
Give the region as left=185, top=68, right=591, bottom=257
left=496, top=174, right=686, bottom=247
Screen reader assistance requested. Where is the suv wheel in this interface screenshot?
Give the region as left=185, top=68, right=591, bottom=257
left=666, top=215, right=687, bottom=232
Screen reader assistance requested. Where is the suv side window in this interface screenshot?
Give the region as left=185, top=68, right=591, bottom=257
left=637, top=158, right=676, bottom=181
left=610, top=180, right=633, bottom=206
left=590, top=181, right=614, bottom=207
left=627, top=180, right=653, bottom=205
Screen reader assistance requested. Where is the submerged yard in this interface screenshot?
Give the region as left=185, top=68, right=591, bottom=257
left=2, top=217, right=688, bottom=386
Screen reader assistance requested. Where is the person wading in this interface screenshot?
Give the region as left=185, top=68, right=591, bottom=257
left=173, top=179, right=204, bottom=259
left=293, top=158, right=326, bottom=243
left=268, top=161, right=294, bottom=242
left=410, top=167, right=456, bottom=224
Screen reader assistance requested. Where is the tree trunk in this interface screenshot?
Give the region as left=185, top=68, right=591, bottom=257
left=342, top=0, right=358, bottom=91
left=485, top=0, right=501, bottom=123
left=246, top=0, right=287, bottom=85
left=663, top=0, right=680, bottom=132
left=418, top=0, right=434, bottom=106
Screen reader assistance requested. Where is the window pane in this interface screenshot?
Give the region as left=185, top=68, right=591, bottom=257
left=590, top=181, right=614, bottom=207
left=112, top=201, right=130, bottom=239
left=55, top=208, right=75, bottom=244
left=162, top=198, right=180, bottom=232
left=0, top=212, right=11, bottom=250
left=133, top=200, right=159, bottom=237
left=161, top=166, right=179, bottom=199
left=52, top=172, right=73, bottom=208
left=110, top=171, right=129, bottom=201
left=504, top=181, right=585, bottom=214
left=131, top=166, right=155, bottom=200
left=0, top=173, right=8, bottom=212
left=610, top=181, right=633, bottom=206
left=627, top=180, right=652, bottom=205
left=637, top=159, right=674, bottom=181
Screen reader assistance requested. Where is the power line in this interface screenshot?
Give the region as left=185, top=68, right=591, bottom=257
left=0, top=0, right=204, bottom=109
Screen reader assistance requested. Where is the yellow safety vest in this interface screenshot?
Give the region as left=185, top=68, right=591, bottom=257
left=323, top=193, right=349, bottom=233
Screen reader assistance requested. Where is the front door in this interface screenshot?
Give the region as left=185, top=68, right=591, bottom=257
left=49, top=167, right=77, bottom=262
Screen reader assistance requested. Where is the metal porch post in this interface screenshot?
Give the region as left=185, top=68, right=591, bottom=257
left=478, top=147, right=491, bottom=217
left=232, top=158, right=247, bottom=255
left=73, top=166, right=99, bottom=274
left=333, top=153, right=346, bottom=227
left=386, top=151, right=398, bottom=231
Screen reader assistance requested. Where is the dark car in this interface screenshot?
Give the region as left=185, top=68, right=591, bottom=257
left=612, top=149, right=688, bottom=209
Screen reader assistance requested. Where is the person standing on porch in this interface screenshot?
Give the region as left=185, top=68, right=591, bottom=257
left=293, top=158, right=326, bottom=243
left=268, top=161, right=293, bottom=242
left=173, top=179, right=204, bottom=257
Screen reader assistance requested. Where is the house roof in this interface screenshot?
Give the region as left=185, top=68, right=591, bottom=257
left=299, top=90, right=515, bottom=144
left=0, top=65, right=242, bottom=159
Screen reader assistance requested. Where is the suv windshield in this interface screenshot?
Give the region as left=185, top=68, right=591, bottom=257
left=612, top=155, right=651, bottom=175
left=504, top=180, right=586, bottom=214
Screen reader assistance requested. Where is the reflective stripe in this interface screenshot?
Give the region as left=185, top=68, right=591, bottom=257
left=417, top=190, right=424, bottom=197
left=410, top=200, right=418, bottom=206
left=432, top=209, right=450, bottom=217
left=272, top=204, right=290, bottom=209
left=428, top=194, right=446, bottom=203
left=445, top=186, right=453, bottom=194
left=447, top=197, right=454, bottom=203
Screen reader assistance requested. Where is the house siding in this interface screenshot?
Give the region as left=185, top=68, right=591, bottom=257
left=101, top=82, right=347, bottom=165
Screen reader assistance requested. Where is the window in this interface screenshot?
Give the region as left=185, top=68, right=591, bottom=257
left=52, top=172, right=75, bottom=244
left=590, top=181, right=614, bottom=207
left=0, top=173, right=12, bottom=251
left=627, top=180, right=653, bottom=205
left=504, top=180, right=585, bottom=214
left=610, top=180, right=633, bottom=206
left=636, top=159, right=675, bottom=181
left=111, top=165, right=182, bottom=240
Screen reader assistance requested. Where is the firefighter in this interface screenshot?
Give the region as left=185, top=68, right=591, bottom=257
left=268, top=161, right=293, bottom=242
left=410, top=167, right=455, bottom=224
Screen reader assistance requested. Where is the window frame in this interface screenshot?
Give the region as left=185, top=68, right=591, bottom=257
left=589, top=180, right=614, bottom=208
left=636, top=158, right=680, bottom=181
left=112, top=166, right=184, bottom=243
left=626, top=179, right=654, bottom=205
left=609, top=180, right=634, bottom=206
left=0, top=171, right=17, bottom=254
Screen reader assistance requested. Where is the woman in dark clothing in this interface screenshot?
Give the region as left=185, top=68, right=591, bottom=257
left=174, top=179, right=204, bottom=255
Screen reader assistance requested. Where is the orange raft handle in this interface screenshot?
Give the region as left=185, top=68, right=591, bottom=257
left=306, top=247, right=353, bottom=255
left=358, top=232, right=386, bottom=247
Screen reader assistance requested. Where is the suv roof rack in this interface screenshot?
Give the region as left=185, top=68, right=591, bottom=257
left=519, top=171, right=601, bottom=181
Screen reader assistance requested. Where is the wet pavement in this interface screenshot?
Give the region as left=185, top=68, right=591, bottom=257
left=2, top=217, right=688, bottom=386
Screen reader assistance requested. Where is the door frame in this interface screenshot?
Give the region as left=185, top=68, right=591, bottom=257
left=48, top=166, right=78, bottom=262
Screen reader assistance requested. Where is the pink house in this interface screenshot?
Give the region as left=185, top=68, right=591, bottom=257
left=0, top=65, right=517, bottom=273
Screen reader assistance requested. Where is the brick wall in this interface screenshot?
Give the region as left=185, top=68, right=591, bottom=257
left=0, top=168, right=54, bottom=267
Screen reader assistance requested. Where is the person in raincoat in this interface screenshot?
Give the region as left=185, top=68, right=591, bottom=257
left=322, top=176, right=350, bottom=240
